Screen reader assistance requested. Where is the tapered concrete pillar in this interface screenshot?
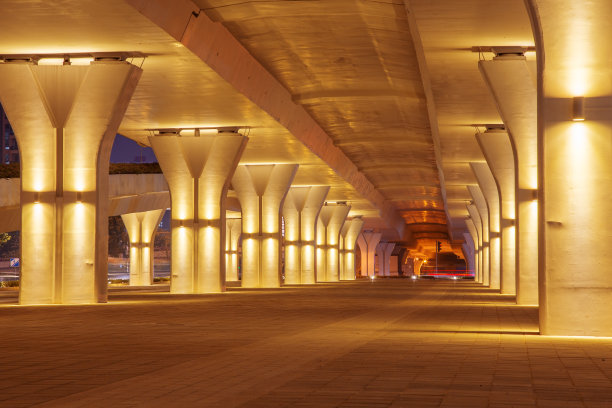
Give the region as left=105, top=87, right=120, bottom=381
left=150, top=130, right=248, bottom=294
left=357, top=231, right=382, bottom=277
left=0, top=61, right=141, bottom=304
left=233, top=164, right=298, bottom=288
left=225, top=217, right=241, bottom=282
left=471, top=163, right=501, bottom=290
left=477, top=129, right=516, bottom=295
left=376, top=243, right=395, bottom=276
left=465, top=219, right=480, bottom=281
left=462, top=232, right=476, bottom=278
left=468, top=186, right=490, bottom=286
left=466, top=206, right=483, bottom=284
left=316, top=203, right=350, bottom=282
left=480, top=57, right=538, bottom=304
left=282, top=186, right=329, bottom=284
left=339, top=217, right=364, bottom=280
left=413, top=257, right=424, bottom=276
left=121, top=209, right=164, bottom=286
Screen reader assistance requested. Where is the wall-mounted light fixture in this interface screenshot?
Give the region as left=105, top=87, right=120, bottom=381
left=531, top=189, right=538, bottom=201
left=572, top=96, right=585, bottom=121
left=179, top=220, right=185, bottom=228
left=76, top=191, right=82, bottom=203
left=34, top=192, right=40, bottom=204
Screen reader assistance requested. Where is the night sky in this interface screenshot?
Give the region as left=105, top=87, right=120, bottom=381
left=110, top=134, right=157, bottom=163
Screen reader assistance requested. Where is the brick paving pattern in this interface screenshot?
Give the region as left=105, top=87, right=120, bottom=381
left=0, top=280, right=611, bottom=407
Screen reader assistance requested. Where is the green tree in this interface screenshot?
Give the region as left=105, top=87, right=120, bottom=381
left=108, top=216, right=129, bottom=258
left=0, top=231, right=19, bottom=258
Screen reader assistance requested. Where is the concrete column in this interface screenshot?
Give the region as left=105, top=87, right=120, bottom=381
left=466, top=205, right=483, bottom=284
left=477, top=129, right=516, bottom=295
left=465, top=218, right=480, bottom=282
left=121, top=209, right=164, bottom=286
left=225, top=217, right=241, bottom=282
left=413, top=257, right=424, bottom=276
left=233, top=164, right=298, bottom=288
left=480, top=57, right=538, bottom=304
left=339, top=217, right=364, bottom=280
left=357, top=231, right=382, bottom=277
left=468, top=186, right=490, bottom=286
left=282, top=186, right=329, bottom=285
left=0, top=61, right=141, bottom=304
left=462, top=232, right=476, bottom=279
left=150, top=130, right=248, bottom=294
left=531, top=0, right=612, bottom=335
left=316, top=203, right=350, bottom=282
left=376, top=243, right=396, bottom=276
left=471, top=162, right=501, bottom=290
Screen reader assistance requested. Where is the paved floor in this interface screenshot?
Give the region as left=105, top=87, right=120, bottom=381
left=0, top=280, right=611, bottom=407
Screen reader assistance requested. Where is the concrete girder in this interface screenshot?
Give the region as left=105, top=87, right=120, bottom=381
left=126, top=0, right=406, bottom=237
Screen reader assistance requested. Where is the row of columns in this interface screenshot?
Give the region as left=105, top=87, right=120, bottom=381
left=468, top=54, right=538, bottom=308
left=0, top=60, right=367, bottom=304
left=463, top=54, right=539, bottom=311
left=123, top=210, right=395, bottom=285
left=118, top=144, right=369, bottom=292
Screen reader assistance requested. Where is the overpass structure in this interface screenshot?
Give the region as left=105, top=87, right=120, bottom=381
left=0, top=0, right=610, bottom=336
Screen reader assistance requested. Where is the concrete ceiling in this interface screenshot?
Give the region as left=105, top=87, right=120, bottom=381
left=0, top=0, right=535, bottom=251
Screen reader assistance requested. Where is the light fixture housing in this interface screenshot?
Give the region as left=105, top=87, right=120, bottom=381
left=572, top=96, right=585, bottom=121
left=76, top=191, right=82, bottom=203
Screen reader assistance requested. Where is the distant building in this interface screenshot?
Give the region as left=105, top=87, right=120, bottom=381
left=0, top=104, right=18, bottom=164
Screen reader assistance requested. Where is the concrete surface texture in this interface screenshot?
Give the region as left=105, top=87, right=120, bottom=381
left=1, top=280, right=610, bottom=407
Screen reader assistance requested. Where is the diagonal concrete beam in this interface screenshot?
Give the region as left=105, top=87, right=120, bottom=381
left=126, top=0, right=405, bottom=237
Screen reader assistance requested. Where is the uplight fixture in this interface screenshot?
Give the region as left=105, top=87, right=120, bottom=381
left=76, top=191, right=82, bottom=203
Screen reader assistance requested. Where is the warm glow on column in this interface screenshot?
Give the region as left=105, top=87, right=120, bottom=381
left=285, top=244, right=299, bottom=284
left=142, top=246, right=151, bottom=285
left=62, top=199, right=95, bottom=303
left=171, top=222, right=193, bottom=294
left=262, top=237, right=280, bottom=287
left=345, top=252, right=355, bottom=280
left=327, top=247, right=339, bottom=281
left=241, top=238, right=259, bottom=288
left=198, top=225, right=222, bottom=292
left=302, top=244, right=315, bottom=284
left=129, top=245, right=139, bottom=286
